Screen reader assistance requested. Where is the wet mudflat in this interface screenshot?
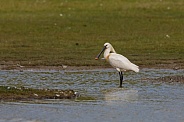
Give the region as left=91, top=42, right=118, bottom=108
left=0, top=68, right=184, bottom=122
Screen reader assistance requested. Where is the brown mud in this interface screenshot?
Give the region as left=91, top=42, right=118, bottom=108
left=155, top=76, right=184, bottom=83
left=0, top=61, right=183, bottom=71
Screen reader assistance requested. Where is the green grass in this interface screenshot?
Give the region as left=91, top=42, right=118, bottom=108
left=0, top=0, right=184, bottom=67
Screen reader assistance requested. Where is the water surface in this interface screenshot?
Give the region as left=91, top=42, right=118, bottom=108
left=0, top=68, right=184, bottom=122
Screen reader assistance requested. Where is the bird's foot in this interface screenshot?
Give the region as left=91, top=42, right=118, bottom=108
left=118, top=85, right=123, bottom=88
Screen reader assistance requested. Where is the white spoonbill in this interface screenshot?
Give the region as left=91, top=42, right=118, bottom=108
left=95, top=42, right=139, bottom=87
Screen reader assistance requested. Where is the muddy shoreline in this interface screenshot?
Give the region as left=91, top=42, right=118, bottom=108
left=0, top=62, right=183, bottom=71
left=0, top=86, right=77, bottom=102
left=155, top=76, right=184, bottom=83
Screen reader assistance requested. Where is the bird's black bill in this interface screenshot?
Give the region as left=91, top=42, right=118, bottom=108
left=95, top=46, right=106, bottom=60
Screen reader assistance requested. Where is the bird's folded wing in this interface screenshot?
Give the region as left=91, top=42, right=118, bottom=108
left=109, top=53, right=132, bottom=70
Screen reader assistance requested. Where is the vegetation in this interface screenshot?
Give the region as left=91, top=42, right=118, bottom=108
left=0, top=86, right=76, bottom=101
left=0, top=0, right=183, bottom=67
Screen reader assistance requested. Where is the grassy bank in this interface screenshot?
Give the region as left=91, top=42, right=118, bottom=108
left=0, top=0, right=183, bottom=68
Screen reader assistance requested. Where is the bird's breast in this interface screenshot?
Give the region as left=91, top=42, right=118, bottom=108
left=105, top=54, right=111, bottom=61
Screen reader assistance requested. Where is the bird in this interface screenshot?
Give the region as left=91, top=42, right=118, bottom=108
left=62, top=64, right=68, bottom=69
left=95, top=42, right=139, bottom=87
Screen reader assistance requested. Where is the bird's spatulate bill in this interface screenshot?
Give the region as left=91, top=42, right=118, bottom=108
left=95, top=46, right=106, bottom=60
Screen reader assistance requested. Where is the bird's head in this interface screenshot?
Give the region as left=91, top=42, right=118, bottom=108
left=95, top=42, right=116, bottom=60
left=104, top=42, right=111, bottom=49
left=104, top=42, right=116, bottom=54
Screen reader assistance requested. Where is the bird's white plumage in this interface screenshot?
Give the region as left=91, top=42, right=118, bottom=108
left=103, top=42, right=139, bottom=73
left=108, top=53, right=139, bottom=72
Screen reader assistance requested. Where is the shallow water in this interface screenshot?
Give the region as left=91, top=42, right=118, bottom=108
left=0, top=68, right=184, bottom=122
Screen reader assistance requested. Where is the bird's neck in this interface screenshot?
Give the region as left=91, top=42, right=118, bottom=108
left=104, top=49, right=110, bottom=59
left=104, top=48, right=116, bottom=60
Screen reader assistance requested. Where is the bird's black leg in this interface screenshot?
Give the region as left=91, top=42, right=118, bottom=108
left=119, top=71, right=123, bottom=88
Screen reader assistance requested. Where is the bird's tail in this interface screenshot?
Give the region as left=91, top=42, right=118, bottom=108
left=131, top=63, right=139, bottom=72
